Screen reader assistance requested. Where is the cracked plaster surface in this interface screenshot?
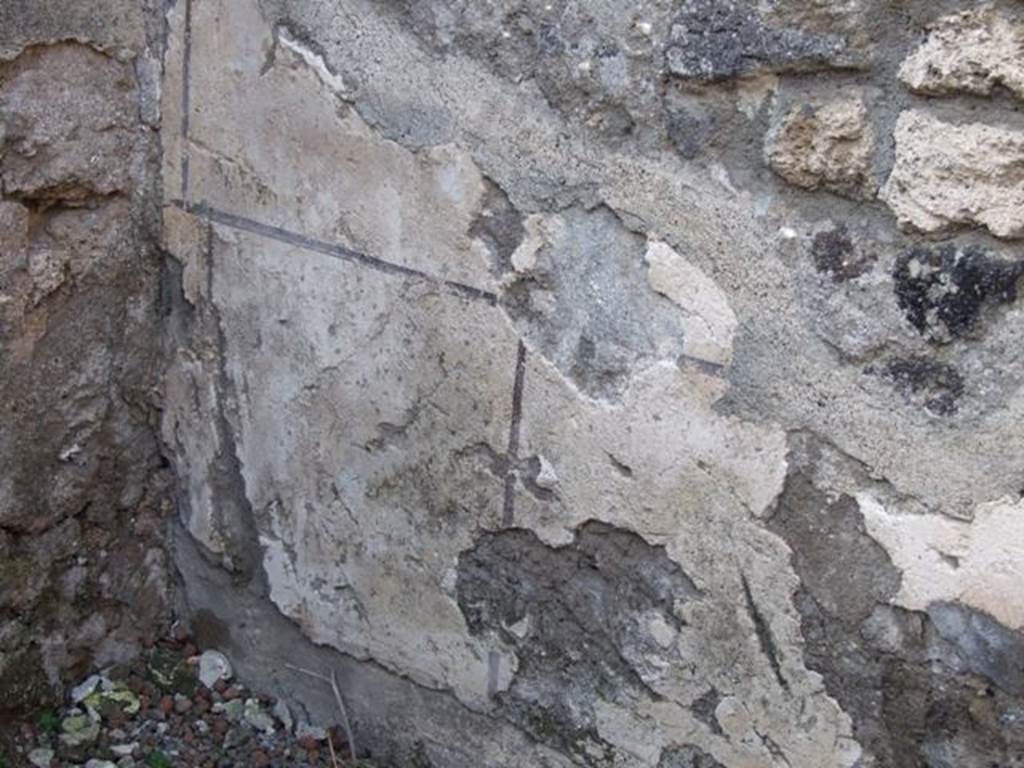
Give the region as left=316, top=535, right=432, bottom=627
left=159, top=0, right=1024, bottom=765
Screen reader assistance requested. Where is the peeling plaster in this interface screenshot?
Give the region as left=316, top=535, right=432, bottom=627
left=860, top=494, right=1024, bottom=631
left=155, top=0, right=1024, bottom=764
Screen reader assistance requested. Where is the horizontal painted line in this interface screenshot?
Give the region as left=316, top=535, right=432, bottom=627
left=170, top=199, right=498, bottom=306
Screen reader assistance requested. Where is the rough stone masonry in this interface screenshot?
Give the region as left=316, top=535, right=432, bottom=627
left=1, top=0, right=173, bottom=714
left=4, top=0, right=1024, bottom=767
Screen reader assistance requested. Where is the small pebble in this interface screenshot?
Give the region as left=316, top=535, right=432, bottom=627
left=71, top=675, right=103, bottom=704
left=174, top=693, right=193, bottom=714
left=8, top=637, right=364, bottom=768
left=198, top=650, right=233, bottom=689
left=296, top=722, right=327, bottom=742
left=244, top=698, right=276, bottom=734
left=273, top=698, right=294, bottom=733
left=158, top=695, right=174, bottom=716
left=223, top=726, right=247, bottom=749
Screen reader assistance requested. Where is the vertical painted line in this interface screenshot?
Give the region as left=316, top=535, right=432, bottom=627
left=501, top=341, right=528, bottom=527
left=487, top=649, right=501, bottom=699
left=180, top=0, right=194, bottom=199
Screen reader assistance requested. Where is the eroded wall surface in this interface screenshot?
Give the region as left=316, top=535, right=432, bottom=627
left=0, top=1, right=173, bottom=710
left=161, top=1, right=1024, bottom=766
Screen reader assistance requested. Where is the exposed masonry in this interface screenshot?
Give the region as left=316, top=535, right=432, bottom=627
left=774, top=435, right=1024, bottom=766
left=879, top=356, right=965, bottom=416
left=456, top=522, right=704, bottom=760
left=810, top=225, right=876, bottom=283
left=664, top=0, right=849, bottom=82
left=658, top=745, right=726, bottom=768
left=0, top=1, right=173, bottom=713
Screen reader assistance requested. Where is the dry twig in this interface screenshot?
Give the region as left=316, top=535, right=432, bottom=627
left=326, top=730, right=341, bottom=768
left=286, top=663, right=358, bottom=764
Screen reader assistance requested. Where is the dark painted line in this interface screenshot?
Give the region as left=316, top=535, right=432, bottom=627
left=179, top=0, right=193, bottom=199
left=181, top=0, right=193, bottom=141
left=741, top=573, right=789, bottom=691
left=440, top=279, right=498, bottom=305
left=486, top=650, right=500, bottom=699
left=678, top=354, right=726, bottom=378
left=180, top=155, right=190, bottom=201
left=170, top=199, right=498, bottom=305
left=501, top=341, right=528, bottom=527
left=506, top=341, right=527, bottom=458
left=501, top=472, right=517, bottom=528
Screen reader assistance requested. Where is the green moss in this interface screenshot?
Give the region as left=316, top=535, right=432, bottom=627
left=83, top=687, right=141, bottom=719
left=38, top=710, right=60, bottom=734
left=146, top=750, right=174, bottom=768
left=146, top=647, right=197, bottom=695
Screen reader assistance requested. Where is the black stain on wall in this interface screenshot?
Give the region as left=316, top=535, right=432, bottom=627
left=893, top=244, right=1024, bottom=343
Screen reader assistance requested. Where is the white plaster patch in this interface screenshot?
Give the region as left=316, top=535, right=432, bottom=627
left=644, top=240, right=737, bottom=367
left=859, top=494, right=1024, bottom=630
left=534, top=455, right=559, bottom=489
left=279, top=29, right=351, bottom=97
left=208, top=228, right=521, bottom=707
left=510, top=213, right=563, bottom=274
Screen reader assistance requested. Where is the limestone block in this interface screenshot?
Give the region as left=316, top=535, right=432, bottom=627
left=899, top=7, right=1024, bottom=101
left=0, top=44, right=138, bottom=202
left=0, top=0, right=145, bottom=62
left=765, top=94, right=875, bottom=199
left=665, top=0, right=848, bottom=82
left=882, top=109, right=1024, bottom=239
